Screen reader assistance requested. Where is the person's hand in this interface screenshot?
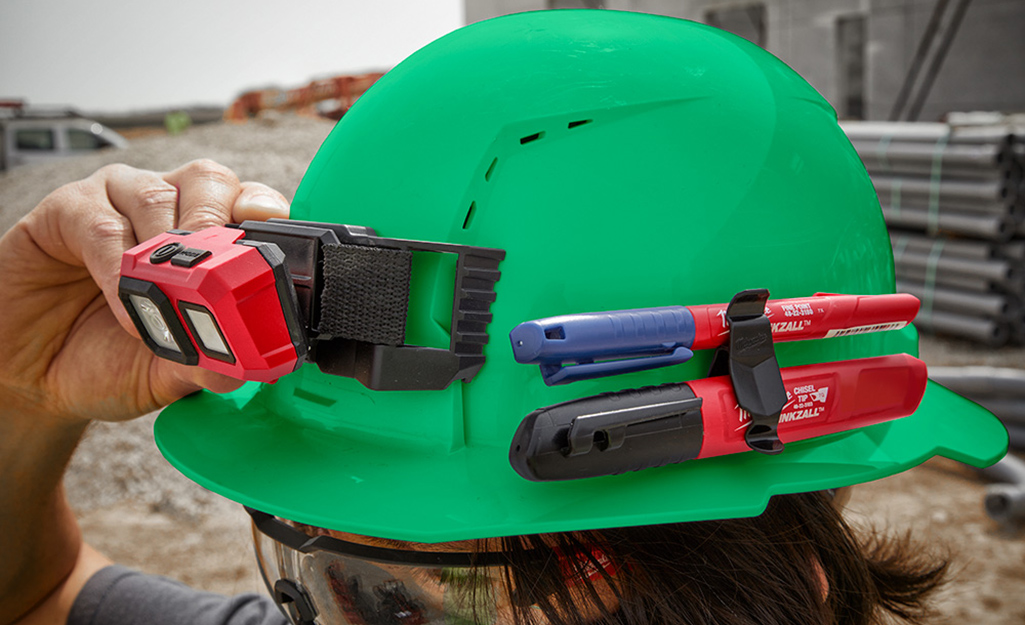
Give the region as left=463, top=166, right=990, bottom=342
left=0, top=160, right=290, bottom=425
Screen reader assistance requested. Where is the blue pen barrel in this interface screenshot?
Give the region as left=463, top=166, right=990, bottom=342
left=510, top=306, right=697, bottom=364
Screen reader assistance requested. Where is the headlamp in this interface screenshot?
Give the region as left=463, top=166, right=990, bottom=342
left=118, top=220, right=505, bottom=389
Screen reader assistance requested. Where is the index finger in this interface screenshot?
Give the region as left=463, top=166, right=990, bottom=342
left=163, top=159, right=241, bottom=232
left=18, top=166, right=180, bottom=337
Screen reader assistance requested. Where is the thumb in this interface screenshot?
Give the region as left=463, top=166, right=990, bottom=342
left=149, top=358, right=245, bottom=408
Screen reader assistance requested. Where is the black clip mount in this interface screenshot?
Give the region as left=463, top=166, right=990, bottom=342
left=235, top=218, right=505, bottom=391
left=707, top=289, right=786, bottom=455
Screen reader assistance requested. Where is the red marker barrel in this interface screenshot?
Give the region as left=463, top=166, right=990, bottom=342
left=688, top=293, right=921, bottom=351
left=691, top=353, right=928, bottom=459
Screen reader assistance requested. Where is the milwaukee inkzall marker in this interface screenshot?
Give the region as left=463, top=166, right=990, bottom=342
left=508, top=354, right=928, bottom=482
left=687, top=293, right=919, bottom=349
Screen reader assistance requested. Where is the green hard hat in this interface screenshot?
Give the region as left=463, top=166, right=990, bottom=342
left=156, top=9, right=1006, bottom=541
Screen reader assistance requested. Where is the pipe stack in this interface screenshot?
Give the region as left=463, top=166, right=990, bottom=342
left=930, top=367, right=1025, bottom=527
left=843, top=121, right=1025, bottom=346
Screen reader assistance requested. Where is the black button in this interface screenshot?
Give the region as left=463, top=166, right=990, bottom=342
left=170, top=248, right=212, bottom=268
left=150, top=242, right=184, bottom=264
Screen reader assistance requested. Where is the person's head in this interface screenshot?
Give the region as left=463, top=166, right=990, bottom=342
left=249, top=491, right=950, bottom=625
left=152, top=9, right=1006, bottom=625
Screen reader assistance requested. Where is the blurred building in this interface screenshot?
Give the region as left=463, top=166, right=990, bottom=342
left=465, top=0, right=1025, bottom=121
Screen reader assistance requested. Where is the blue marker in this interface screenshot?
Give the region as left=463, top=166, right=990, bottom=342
left=509, top=307, right=697, bottom=385
left=510, top=293, right=922, bottom=385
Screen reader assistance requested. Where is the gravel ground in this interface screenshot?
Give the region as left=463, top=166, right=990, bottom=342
left=2, top=118, right=1023, bottom=621
left=0, top=113, right=330, bottom=235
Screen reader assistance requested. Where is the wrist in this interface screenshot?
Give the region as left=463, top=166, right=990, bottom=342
left=0, top=407, right=89, bottom=622
left=1, top=487, right=84, bottom=625
left=0, top=379, right=93, bottom=429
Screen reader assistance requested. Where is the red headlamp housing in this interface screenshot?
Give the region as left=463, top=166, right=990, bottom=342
left=118, top=227, right=306, bottom=382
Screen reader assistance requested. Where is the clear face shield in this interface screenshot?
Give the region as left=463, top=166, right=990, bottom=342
left=249, top=508, right=542, bottom=625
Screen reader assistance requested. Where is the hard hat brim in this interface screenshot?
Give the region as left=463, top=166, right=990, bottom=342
left=155, top=378, right=1006, bottom=542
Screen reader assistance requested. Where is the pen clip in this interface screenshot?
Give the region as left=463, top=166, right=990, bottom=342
left=540, top=346, right=695, bottom=385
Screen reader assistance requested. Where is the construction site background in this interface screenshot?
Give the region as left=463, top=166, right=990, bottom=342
left=1, top=116, right=1024, bottom=624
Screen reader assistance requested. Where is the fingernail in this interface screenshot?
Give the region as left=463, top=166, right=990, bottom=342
left=245, top=194, right=290, bottom=215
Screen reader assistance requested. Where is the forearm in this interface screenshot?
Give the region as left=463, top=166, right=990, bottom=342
left=0, top=161, right=287, bottom=623
left=0, top=407, right=89, bottom=623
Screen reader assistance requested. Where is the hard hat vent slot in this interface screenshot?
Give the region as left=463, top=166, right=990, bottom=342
left=520, top=131, right=545, bottom=145
left=568, top=119, right=592, bottom=129
left=462, top=201, right=477, bottom=230
left=484, top=158, right=498, bottom=182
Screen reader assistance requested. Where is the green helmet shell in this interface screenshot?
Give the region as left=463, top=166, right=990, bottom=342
left=156, top=10, right=1006, bottom=541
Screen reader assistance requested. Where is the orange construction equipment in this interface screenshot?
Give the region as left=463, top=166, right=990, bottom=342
left=225, top=72, right=385, bottom=122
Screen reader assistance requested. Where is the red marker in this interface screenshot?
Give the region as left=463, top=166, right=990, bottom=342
left=509, top=354, right=927, bottom=481
left=687, top=293, right=920, bottom=350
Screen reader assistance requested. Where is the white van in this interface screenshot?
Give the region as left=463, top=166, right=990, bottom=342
left=0, top=117, right=128, bottom=171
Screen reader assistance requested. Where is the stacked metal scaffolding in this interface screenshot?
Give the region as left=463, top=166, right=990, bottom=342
left=843, top=121, right=1025, bottom=346
left=930, top=367, right=1025, bottom=527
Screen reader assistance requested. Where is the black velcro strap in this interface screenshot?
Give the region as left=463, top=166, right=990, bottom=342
left=319, top=244, right=412, bottom=345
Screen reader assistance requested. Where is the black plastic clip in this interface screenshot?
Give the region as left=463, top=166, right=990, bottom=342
left=708, top=289, right=786, bottom=455
left=237, top=218, right=505, bottom=390
left=273, top=579, right=318, bottom=625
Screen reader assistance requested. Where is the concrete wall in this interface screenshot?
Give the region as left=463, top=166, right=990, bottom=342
left=867, top=0, right=1025, bottom=120
left=463, top=0, right=1025, bottom=121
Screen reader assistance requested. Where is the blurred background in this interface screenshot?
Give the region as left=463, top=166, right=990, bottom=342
left=471, top=0, right=1025, bottom=123
left=2, top=1, right=1024, bottom=623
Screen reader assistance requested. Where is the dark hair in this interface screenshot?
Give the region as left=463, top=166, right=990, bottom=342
left=487, top=491, right=947, bottom=625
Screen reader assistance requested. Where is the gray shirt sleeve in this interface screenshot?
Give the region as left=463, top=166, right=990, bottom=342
left=68, top=565, right=288, bottom=625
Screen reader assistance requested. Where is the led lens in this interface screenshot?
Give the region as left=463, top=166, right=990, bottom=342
left=184, top=307, right=230, bottom=356
left=129, top=294, right=181, bottom=353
